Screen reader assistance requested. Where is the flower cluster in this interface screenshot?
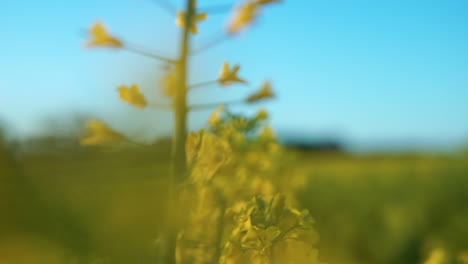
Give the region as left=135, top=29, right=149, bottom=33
left=178, top=109, right=320, bottom=264
left=221, top=195, right=321, bottom=264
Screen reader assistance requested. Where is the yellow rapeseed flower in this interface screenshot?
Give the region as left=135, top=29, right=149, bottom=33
left=228, top=1, right=260, bottom=34
left=228, top=0, right=281, bottom=34
left=218, top=62, right=247, bottom=86
left=255, top=108, right=269, bottom=120
left=80, top=120, right=125, bottom=146
left=259, top=125, right=276, bottom=141
left=246, top=81, right=275, bottom=103
left=118, top=84, right=147, bottom=109
left=186, top=130, right=232, bottom=183
left=86, top=22, right=122, bottom=48
left=208, top=106, right=224, bottom=127
left=176, top=11, right=208, bottom=34
left=423, top=248, right=447, bottom=264
left=162, top=67, right=177, bottom=97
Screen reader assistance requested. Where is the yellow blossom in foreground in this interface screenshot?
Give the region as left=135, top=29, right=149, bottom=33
left=459, top=251, right=468, bottom=264
left=228, top=1, right=260, bottom=34
left=185, top=130, right=232, bottom=183
left=218, top=62, right=247, bottom=86
left=80, top=120, right=125, bottom=146
left=246, top=81, right=275, bottom=103
left=118, top=84, right=147, bottom=109
left=176, top=11, right=208, bottom=34
left=424, top=248, right=447, bottom=264
left=86, top=22, right=122, bottom=48
left=259, top=125, right=276, bottom=141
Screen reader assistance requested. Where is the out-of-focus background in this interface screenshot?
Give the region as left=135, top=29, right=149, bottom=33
left=1, top=1, right=468, bottom=264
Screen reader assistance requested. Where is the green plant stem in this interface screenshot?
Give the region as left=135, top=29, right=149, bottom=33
left=151, top=0, right=178, bottom=15
left=189, top=99, right=246, bottom=110
left=189, top=80, right=219, bottom=89
left=148, top=102, right=173, bottom=110
left=123, top=45, right=176, bottom=63
left=191, top=31, right=230, bottom=55
left=172, top=0, right=194, bottom=183
left=160, top=1, right=195, bottom=264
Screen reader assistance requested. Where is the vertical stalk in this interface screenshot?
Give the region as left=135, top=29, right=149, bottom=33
left=160, top=1, right=195, bottom=263
left=172, top=0, right=194, bottom=182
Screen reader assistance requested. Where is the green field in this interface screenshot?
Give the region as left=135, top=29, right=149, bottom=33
left=1, top=138, right=468, bottom=264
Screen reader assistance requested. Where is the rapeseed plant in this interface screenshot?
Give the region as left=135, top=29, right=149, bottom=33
left=81, top=1, right=321, bottom=263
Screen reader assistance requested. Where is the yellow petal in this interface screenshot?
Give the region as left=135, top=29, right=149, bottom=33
left=259, top=125, right=276, bottom=141
left=195, top=12, right=208, bottom=21
left=228, top=2, right=259, bottom=34
left=218, top=62, right=247, bottom=86
left=176, top=11, right=186, bottom=28
left=162, top=67, right=177, bottom=97
left=175, top=11, right=207, bottom=35
left=246, top=81, right=275, bottom=103
left=187, top=131, right=232, bottom=183
left=80, top=120, right=125, bottom=146
left=190, top=23, right=198, bottom=34
left=208, top=106, right=224, bottom=127
left=86, top=21, right=122, bottom=48
left=423, top=248, right=447, bottom=264
left=219, top=62, right=230, bottom=79
left=255, top=108, right=269, bottom=120
left=118, top=84, right=147, bottom=109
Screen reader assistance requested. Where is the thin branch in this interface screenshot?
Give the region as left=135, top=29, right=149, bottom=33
left=189, top=99, right=245, bottom=110
left=150, top=0, right=178, bottom=15
left=199, top=3, right=233, bottom=14
left=123, top=45, right=177, bottom=64
left=148, top=102, right=173, bottom=110
left=79, top=27, right=176, bottom=63
left=191, top=31, right=230, bottom=55
left=189, top=80, right=219, bottom=89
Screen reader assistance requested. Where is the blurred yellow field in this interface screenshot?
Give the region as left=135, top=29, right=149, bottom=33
left=2, top=135, right=467, bottom=263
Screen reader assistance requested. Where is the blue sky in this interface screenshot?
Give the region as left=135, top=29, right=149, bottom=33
left=1, top=0, right=467, bottom=150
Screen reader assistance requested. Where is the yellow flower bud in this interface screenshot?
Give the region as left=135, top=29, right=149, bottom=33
left=259, top=126, right=276, bottom=141
left=218, top=62, right=247, bottom=86
left=118, top=84, right=147, bottom=109
left=176, top=9, right=208, bottom=34
left=86, top=22, right=122, bottom=48
left=228, top=2, right=260, bottom=34
left=256, top=109, right=269, bottom=120
left=80, top=120, right=125, bottom=146
left=209, top=106, right=224, bottom=127
left=247, top=81, right=275, bottom=103
left=161, top=67, right=177, bottom=97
